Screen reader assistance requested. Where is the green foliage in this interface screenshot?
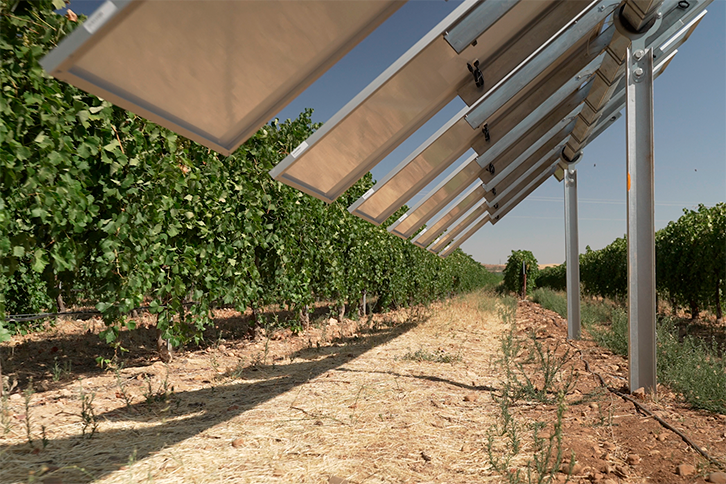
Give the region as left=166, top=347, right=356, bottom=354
left=533, top=289, right=725, bottom=414
left=536, top=264, right=566, bottom=292
left=580, top=237, right=628, bottom=302
left=657, top=318, right=726, bottom=414
left=657, top=203, right=726, bottom=319
left=502, top=250, right=539, bottom=295
left=0, top=0, right=495, bottom=344
left=531, top=288, right=567, bottom=319
left=537, top=203, right=725, bottom=319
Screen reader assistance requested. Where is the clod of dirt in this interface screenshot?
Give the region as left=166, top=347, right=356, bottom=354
left=707, top=472, right=726, bottom=484
left=559, top=462, right=582, bottom=474
left=626, top=454, right=641, bottom=465
left=632, top=387, right=646, bottom=400
left=675, top=463, right=696, bottom=476
left=460, top=443, right=473, bottom=453
left=329, top=477, right=349, bottom=484
left=463, top=393, right=478, bottom=402
left=231, top=438, right=245, bottom=448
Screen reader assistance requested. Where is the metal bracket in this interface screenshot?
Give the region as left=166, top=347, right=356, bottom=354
left=482, top=123, right=491, bottom=142
left=491, top=187, right=497, bottom=196
left=487, top=162, right=495, bottom=175
left=559, top=147, right=583, bottom=166
left=467, top=60, right=484, bottom=88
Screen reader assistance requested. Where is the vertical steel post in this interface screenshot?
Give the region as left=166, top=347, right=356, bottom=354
left=564, top=168, right=581, bottom=340
left=626, top=42, right=657, bottom=393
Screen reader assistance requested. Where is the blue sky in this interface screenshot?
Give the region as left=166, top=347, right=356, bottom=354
left=64, top=1, right=725, bottom=265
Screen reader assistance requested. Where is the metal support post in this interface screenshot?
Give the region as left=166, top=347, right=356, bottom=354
left=625, top=39, right=657, bottom=394
left=564, top=168, right=581, bottom=340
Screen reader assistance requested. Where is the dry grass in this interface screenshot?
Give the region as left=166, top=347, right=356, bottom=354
left=0, top=290, right=511, bottom=484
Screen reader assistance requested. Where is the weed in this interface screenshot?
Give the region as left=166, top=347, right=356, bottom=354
left=209, top=353, right=221, bottom=379
left=531, top=288, right=567, bottom=319
left=51, top=357, right=72, bottom=382
left=497, top=325, right=577, bottom=405
left=79, top=381, right=98, bottom=439
left=1, top=376, right=15, bottom=436
left=525, top=393, right=574, bottom=484
left=537, top=288, right=726, bottom=414
left=402, top=347, right=461, bottom=364
left=41, top=425, right=48, bottom=449
left=114, top=365, right=134, bottom=408
left=23, top=378, right=34, bottom=446
left=143, top=365, right=174, bottom=404
left=487, top=298, right=574, bottom=484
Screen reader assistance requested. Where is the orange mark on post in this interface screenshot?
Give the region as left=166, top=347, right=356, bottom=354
left=627, top=173, right=631, bottom=191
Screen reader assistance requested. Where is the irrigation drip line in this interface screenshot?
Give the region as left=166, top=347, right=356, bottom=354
left=3, top=301, right=205, bottom=323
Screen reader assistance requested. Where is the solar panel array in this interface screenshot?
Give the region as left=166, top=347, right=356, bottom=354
left=271, top=0, right=710, bottom=256
left=41, top=0, right=710, bottom=258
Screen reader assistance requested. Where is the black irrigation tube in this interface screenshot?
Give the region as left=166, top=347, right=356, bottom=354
left=3, top=302, right=205, bottom=323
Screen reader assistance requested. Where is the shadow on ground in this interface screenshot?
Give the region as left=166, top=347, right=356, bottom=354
left=0, top=319, right=419, bottom=483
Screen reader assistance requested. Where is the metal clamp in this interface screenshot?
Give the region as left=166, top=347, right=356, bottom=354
left=482, top=123, right=491, bottom=142
left=487, top=162, right=495, bottom=175
left=560, top=146, right=583, bottom=166
left=467, top=60, right=484, bottom=88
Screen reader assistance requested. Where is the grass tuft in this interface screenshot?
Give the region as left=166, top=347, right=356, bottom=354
left=402, top=348, right=461, bottom=364
left=531, top=287, right=726, bottom=414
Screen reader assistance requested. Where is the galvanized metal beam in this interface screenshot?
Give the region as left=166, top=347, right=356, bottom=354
left=564, top=168, right=581, bottom=340
left=625, top=40, right=657, bottom=393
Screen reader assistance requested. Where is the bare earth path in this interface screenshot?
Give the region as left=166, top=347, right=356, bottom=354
left=0, top=292, right=506, bottom=483
left=1, top=292, right=724, bottom=483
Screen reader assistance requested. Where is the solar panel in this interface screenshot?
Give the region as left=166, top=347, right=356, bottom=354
left=438, top=212, right=491, bottom=258
left=387, top=153, right=481, bottom=240
left=428, top=200, right=489, bottom=254
left=40, top=0, right=404, bottom=155
left=385, top=0, right=706, bottom=253
left=270, top=0, right=597, bottom=202
left=411, top=182, right=486, bottom=249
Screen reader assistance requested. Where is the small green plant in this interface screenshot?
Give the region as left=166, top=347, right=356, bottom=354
left=23, top=379, right=34, bottom=446
left=402, top=348, right=461, bottom=364
left=488, top=299, right=575, bottom=484
left=51, top=357, right=72, bottom=382
left=1, top=376, right=15, bottom=436
left=79, top=381, right=99, bottom=439
left=525, top=393, right=574, bottom=484
left=143, top=365, right=174, bottom=404
left=114, top=365, right=134, bottom=408
left=41, top=425, right=49, bottom=449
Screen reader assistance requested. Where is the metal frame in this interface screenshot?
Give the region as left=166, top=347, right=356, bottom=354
left=349, top=20, right=611, bottom=226
left=271, top=0, right=596, bottom=202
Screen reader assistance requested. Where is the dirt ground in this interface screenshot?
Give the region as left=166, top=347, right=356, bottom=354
left=0, top=292, right=724, bottom=483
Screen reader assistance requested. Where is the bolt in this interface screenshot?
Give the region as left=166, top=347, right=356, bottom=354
left=598, top=5, right=605, bottom=12
left=634, top=49, right=644, bottom=60
left=657, top=11, right=663, bottom=19
left=634, top=67, right=644, bottom=77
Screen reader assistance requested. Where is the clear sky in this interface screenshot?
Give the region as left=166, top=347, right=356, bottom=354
left=64, top=1, right=726, bottom=265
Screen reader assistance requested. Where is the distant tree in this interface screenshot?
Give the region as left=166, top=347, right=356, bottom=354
left=502, top=250, right=539, bottom=297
